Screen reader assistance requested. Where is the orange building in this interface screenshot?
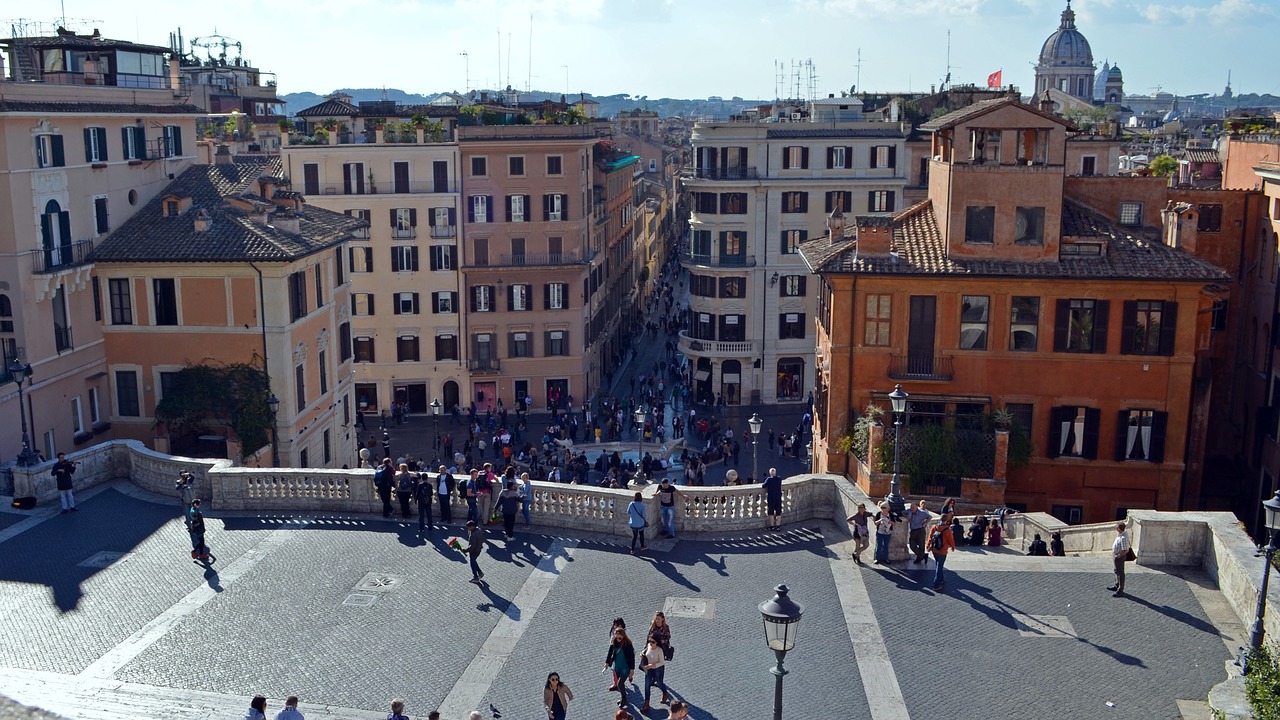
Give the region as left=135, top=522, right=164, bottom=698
left=803, top=98, right=1231, bottom=523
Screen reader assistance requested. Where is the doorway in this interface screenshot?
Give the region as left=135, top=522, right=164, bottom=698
left=398, top=383, right=427, bottom=413
left=908, top=296, right=937, bottom=375
left=443, top=380, right=460, bottom=414
left=720, top=359, right=741, bottom=406
left=694, top=358, right=713, bottom=405
left=546, top=379, right=568, bottom=411
left=474, top=382, right=496, bottom=413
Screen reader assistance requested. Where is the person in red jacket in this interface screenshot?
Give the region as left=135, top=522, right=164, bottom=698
left=928, top=512, right=957, bottom=592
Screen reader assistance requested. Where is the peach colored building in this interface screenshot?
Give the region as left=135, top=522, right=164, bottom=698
left=0, top=29, right=200, bottom=465
left=803, top=98, right=1230, bottom=524
left=90, top=156, right=365, bottom=468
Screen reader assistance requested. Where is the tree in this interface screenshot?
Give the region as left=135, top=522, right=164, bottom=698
left=154, top=358, right=273, bottom=462
left=1149, top=154, right=1178, bottom=177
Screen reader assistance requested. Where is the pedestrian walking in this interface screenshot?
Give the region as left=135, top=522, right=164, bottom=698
left=274, top=696, right=304, bottom=720
left=188, top=499, right=210, bottom=561
left=646, top=611, right=672, bottom=661
left=51, top=452, right=78, bottom=513
left=414, top=469, right=435, bottom=535
left=906, top=500, right=933, bottom=564
left=543, top=672, right=574, bottom=720
left=656, top=478, right=684, bottom=538
left=668, top=700, right=689, bottom=720
left=436, top=466, right=455, bottom=524
left=175, top=471, right=195, bottom=520
left=605, top=626, right=636, bottom=709
left=1108, top=522, right=1132, bottom=597
left=520, top=472, right=534, bottom=526
left=762, top=468, right=782, bottom=531
left=464, top=520, right=486, bottom=584
left=499, top=480, right=522, bottom=539
left=639, top=635, right=668, bottom=713
left=387, top=699, right=410, bottom=720
left=242, top=695, right=267, bottom=720
left=873, top=502, right=894, bottom=565
left=373, top=459, right=395, bottom=518
left=627, top=492, right=648, bottom=554
left=928, top=512, right=957, bottom=591
left=846, top=502, right=871, bottom=564
left=395, top=464, right=416, bottom=518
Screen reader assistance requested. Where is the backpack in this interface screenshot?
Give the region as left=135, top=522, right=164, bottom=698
left=397, top=472, right=417, bottom=494
left=374, top=466, right=393, bottom=491
left=930, top=526, right=946, bottom=551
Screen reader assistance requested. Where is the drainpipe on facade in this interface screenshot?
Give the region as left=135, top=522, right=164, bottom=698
left=248, top=260, right=274, bottom=463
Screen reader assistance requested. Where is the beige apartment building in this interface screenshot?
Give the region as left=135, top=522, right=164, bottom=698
left=0, top=29, right=200, bottom=464
left=456, top=124, right=599, bottom=412
left=280, top=124, right=464, bottom=416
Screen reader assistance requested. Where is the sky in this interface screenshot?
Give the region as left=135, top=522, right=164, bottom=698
left=20, top=0, right=1279, bottom=101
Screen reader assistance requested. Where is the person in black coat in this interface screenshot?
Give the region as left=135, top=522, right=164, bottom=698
left=51, top=453, right=78, bottom=512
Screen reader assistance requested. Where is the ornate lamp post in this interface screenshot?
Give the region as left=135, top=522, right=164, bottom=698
left=749, top=412, right=763, bottom=483
left=431, top=398, right=442, bottom=463
left=8, top=360, right=39, bottom=467
left=267, top=393, right=281, bottom=468
left=1244, top=489, right=1280, bottom=673
left=759, top=584, right=804, bottom=720
left=634, top=406, right=647, bottom=483
left=886, top=384, right=908, bottom=515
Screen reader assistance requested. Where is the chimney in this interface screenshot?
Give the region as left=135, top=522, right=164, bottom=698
left=855, top=215, right=894, bottom=256
left=1038, top=91, right=1055, bottom=115
left=273, top=209, right=302, bottom=236
left=192, top=208, right=212, bottom=232
left=826, top=208, right=847, bottom=242
left=214, top=143, right=233, bottom=165
left=169, top=56, right=180, bottom=91
left=1161, top=202, right=1198, bottom=255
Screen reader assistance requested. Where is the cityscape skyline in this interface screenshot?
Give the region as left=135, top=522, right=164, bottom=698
left=20, top=0, right=1277, bottom=105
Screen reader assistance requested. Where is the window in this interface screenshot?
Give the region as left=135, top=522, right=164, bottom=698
left=71, top=396, right=83, bottom=434
left=352, top=293, right=375, bottom=316
left=719, top=314, right=746, bottom=342
left=295, top=363, right=306, bottom=412
left=864, top=294, right=891, bottom=346
left=508, top=156, right=525, bottom=176
left=323, top=429, right=331, bottom=465
left=691, top=230, right=712, bottom=257
left=313, top=264, right=324, bottom=307
left=393, top=292, right=420, bottom=315
left=959, top=296, right=989, bottom=350
left=1116, top=409, right=1168, bottom=462
left=122, top=126, right=144, bottom=161
left=781, top=275, right=806, bottom=297
left=506, top=194, right=528, bottom=223
left=1047, top=405, right=1100, bottom=459
left=1005, top=403, right=1033, bottom=437
left=690, top=275, right=716, bottom=298
left=353, top=337, right=375, bottom=363
left=545, top=282, right=568, bottom=310
left=392, top=208, right=417, bottom=238
left=288, top=271, right=308, bottom=321
left=719, top=277, right=745, bottom=299
left=1010, top=297, right=1039, bottom=351
left=1197, top=204, right=1223, bottom=233
left=779, top=313, right=806, bottom=339
left=433, top=291, right=457, bottom=314
left=693, top=192, right=718, bottom=214
left=782, top=146, right=808, bottom=169
left=335, top=247, right=345, bottom=286
left=115, top=370, right=140, bottom=417
left=546, top=155, right=563, bottom=175
left=508, top=283, right=531, bottom=311
left=545, top=330, right=568, bottom=356
left=1054, top=299, right=1109, bottom=354
left=1014, top=207, right=1044, bottom=244
left=1210, top=300, right=1228, bottom=332
left=89, top=387, right=100, bottom=424
left=393, top=161, right=410, bottom=194
left=780, top=229, right=806, bottom=254
left=472, top=285, right=494, bottom=312
left=90, top=278, right=101, bottom=326
left=970, top=129, right=1000, bottom=164
left=781, top=191, right=808, bottom=213
left=690, top=311, right=715, bottom=340
left=825, top=191, right=851, bottom=213
left=349, top=246, right=373, bottom=273
left=153, top=279, right=178, bottom=326
left=1118, top=202, right=1143, bottom=226
left=965, top=206, right=995, bottom=244
left=84, top=127, right=108, bottom=162
left=109, top=278, right=133, bottom=325
left=163, top=125, right=183, bottom=157
left=52, top=286, right=71, bottom=351
left=429, top=245, right=455, bottom=271
left=397, top=336, right=420, bottom=362
left=719, top=231, right=746, bottom=261
left=1121, top=300, right=1177, bottom=356
left=870, top=145, right=896, bottom=169
left=318, top=349, right=328, bottom=395
left=471, top=156, right=487, bottom=176
left=544, top=193, right=565, bottom=221
left=720, top=193, right=747, bottom=214
left=342, top=162, right=365, bottom=194
left=339, top=322, right=351, bottom=362
left=868, top=190, right=895, bottom=213
left=1081, top=156, right=1097, bottom=176
left=509, top=332, right=531, bottom=358
left=470, top=195, right=491, bottom=223
left=827, top=146, right=850, bottom=169
left=345, top=209, right=370, bottom=239
left=435, top=334, right=459, bottom=361
left=430, top=207, right=456, bottom=237
left=36, top=133, right=64, bottom=168
left=473, top=238, right=488, bottom=265
left=391, top=245, right=419, bottom=272
left=303, top=163, right=319, bottom=195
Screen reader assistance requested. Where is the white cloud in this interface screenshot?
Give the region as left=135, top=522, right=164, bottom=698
left=800, top=0, right=984, bottom=18
left=1138, top=0, right=1275, bottom=25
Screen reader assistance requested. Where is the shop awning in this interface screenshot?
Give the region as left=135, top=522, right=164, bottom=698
left=721, top=373, right=740, bottom=383
left=694, top=370, right=711, bottom=381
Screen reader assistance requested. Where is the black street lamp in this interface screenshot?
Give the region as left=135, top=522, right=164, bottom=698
left=431, top=398, right=442, bottom=463
left=759, top=584, right=804, bottom=720
left=1244, top=489, right=1280, bottom=673
left=634, top=406, right=647, bottom=484
left=267, top=393, right=281, bottom=468
left=8, top=360, right=39, bottom=467
left=886, top=384, right=908, bottom=515
left=749, top=412, right=763, bottom=483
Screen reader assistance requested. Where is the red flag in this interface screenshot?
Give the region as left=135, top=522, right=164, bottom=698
left=987, top=70, right=1003, bottom=88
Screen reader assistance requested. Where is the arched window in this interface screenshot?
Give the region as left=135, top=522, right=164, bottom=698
left=0, top=294, right=15, bottom=372
left=40, top=199, right=71, bottom=267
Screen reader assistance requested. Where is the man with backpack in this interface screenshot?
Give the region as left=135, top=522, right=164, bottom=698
left=928, top=512, right=957, bottom=592
left=414, top=469, right=435, bottom=535
left=373, top=459, right=395, bottom=518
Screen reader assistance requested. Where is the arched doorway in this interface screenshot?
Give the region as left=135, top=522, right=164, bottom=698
left=720, top=359, right=741, bottom=406
left=443, top=380, right=460, bottom=414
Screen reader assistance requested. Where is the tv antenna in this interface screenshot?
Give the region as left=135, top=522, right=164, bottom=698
left=459, top=51, right=469, bottom=92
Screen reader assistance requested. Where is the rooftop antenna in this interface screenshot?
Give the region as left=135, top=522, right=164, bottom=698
left=506, top=32, right=512, bottom=90
left=562, top=64, right=569, bottom=96
left=855, top=48, right=861, bottom=95
left=459, top=51, right=469, bottom=93
left=496, top=28, right=501, bottom=92
left=943, top=29, right=952, bottom=90
left=527, top=14, right=532, bottom=93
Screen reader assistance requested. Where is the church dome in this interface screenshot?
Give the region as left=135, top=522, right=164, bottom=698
left=1039, top=2, right=1093, bottom=68
left=1108, top=65, right=1122, bottom=79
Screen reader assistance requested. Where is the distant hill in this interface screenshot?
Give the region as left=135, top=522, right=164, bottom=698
left=278, top=88, right=769, bottom=120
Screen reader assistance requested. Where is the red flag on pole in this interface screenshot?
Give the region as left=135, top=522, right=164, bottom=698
left=987, top=70, right=1003, bottom=88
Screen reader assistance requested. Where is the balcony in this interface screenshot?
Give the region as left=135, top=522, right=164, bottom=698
left=888, top=354, right=955, bottom=382
left=392, top=228, right=417, bottom=239
left=678, top=331, right=757, bottom=357
left=495, top=251, right=589, bottom=267
left=468, top=358, right=502, bottom=373
left=680, top=252, right=756, bottom=268
left=31, top=240, right=94, bottom=274
left=430, top=225, right=457, bottom=239
left=681, top=166, right=760, bottom=180
left=317, top=181, right=455, bottom=196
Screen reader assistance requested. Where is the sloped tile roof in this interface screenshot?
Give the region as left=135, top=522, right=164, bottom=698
left=1180, top=148, right=1219, bottom=164
left=295, top=98, right=360, bottom=117
left=90, top=157, right=366, bottom=264
left=918, top=97, right=1074, bottom=132
left=0, top=101, right=204, bottom=114
left=801, top=199, right=1229, bottom=282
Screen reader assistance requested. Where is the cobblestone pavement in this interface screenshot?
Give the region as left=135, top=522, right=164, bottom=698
left=0, top=484, right=1243, bottom=720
